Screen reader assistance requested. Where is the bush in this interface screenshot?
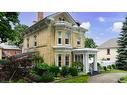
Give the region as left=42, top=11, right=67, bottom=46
left=49, top=65, right=60, bottom=77
left=107, top=65, right=112, bottom=70
left=72, top=62, right=83, bottom=72
left=32, top=55, right=44, bottom=64
left=112, top=64, right=116, bottom=69
left=37, top=71, right=54, bottom=82
left=35, top=63, right=49, bottom=76
left=69, top=67, right=78, bottom=76
left=103, top=66, right=107, bottom=71
left=60, top=66, right=69, bottom=77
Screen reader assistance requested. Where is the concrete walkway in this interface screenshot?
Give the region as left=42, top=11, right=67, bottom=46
left=88, top=73, right=127, bottom=83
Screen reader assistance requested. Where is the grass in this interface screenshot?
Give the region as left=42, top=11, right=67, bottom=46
left=119, top=76, right=127, bottom=83
left=100, top=69, right=127, bottom=74
left=57, top=75, right=89, bottom=83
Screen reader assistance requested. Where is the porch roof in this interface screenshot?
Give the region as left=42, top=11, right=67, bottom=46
left=73, top=48, right=98, bottom=52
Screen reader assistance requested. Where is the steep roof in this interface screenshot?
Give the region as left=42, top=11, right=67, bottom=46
left=97, top=38, right=119, bottom=49
left=0, top=43, right=21, bottom=50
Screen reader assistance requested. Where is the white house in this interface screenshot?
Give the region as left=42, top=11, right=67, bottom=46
left=97, top=38, right=119, bottom=66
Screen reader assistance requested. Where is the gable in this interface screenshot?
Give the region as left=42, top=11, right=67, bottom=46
left=47, top=12, right=77, bottom=25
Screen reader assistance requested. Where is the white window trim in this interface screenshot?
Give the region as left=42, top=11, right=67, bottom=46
left=64, top=54, right=70, bottom=67
left=57, top=31, right=62, bottom=45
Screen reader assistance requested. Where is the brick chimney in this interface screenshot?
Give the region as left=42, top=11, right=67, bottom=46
left=37, top=12, right=44, bottom=21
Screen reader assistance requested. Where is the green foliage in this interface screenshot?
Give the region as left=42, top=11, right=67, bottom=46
left=111, top=64, right=116, bottom=69
left=84, top=37, right=97, bottom=48
left=107, top=65, right=112, bottom=70
left=9, top=24, right=28, bottom=47
left=37, top=71, right=54, bottom=82
left=69, top=67, right=78, bottom=76
left=35, top=63, right=49, bottom=76
left=60, top=66, right=70, bottom=77
left=72, top=62, right=83, bottom=72
left=49, top=65, right=60, bottom=77
left=32, top=55, right=44, bottom=64
left=0, top=12, right=19, bottom=43
left=116, top=16, right=127, bottom=70
left=103, top=66, right=107, bottom=71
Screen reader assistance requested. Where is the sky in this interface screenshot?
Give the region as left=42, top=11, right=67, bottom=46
left=19, top=12, right=127, bottom=45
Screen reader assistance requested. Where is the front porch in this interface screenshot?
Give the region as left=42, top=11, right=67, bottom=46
left=73, top=48, right=98, bottom=74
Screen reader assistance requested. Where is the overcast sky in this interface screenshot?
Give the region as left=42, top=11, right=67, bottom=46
left=19, top=12, right=127, bottom=45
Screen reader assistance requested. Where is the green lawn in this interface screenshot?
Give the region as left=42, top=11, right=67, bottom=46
left=101, top=69, right=127, bottom=74
left=119, top=76, right=127, bottom=83
left=58, top=75, right=89, bottom=83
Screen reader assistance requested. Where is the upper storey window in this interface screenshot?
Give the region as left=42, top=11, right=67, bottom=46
left=65, top=33, right=70, bottom=45
left=107, top=49, right=110, bottom=55
left=58, top=31, right=62, bottom=45
left=59, top=17, right=65, bottom=21
left=27, top=38, right=29, bottom=48
left=77, top=37, right=81, bottom=45
left=34, top=35, right=37, bottom=46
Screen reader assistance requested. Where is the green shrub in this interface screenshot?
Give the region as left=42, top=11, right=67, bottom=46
left=60, top=66, right=69, bottom=77
left=103, top=66, right=107, bottom=71
left=37, top=71, right=54, bottom=82
left=72, top=62, right=83, bottom=72
left=69, top=67, right=78, bottom=76
left=32, top=55, right=44, bottom=64
left=49, top=65, right=60, bottom=77
left=112, top=64, right=116, bottom=69
left=35, top=63, right=49, bottom=76
left=107, top=65, right=112, bottom=70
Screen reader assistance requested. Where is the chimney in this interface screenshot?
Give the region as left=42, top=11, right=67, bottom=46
left=37, top=12, right=44, bottom=21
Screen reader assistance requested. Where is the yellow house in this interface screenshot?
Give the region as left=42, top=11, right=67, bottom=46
left=22, top=12, right=98, bottom=73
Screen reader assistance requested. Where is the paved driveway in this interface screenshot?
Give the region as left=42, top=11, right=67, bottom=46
left=88, top=73, right=127, bottom=83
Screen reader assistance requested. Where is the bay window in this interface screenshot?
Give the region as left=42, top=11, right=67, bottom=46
left=65, top=54, right=69, bottom=66
left=57, top=31, right=62, bottom=45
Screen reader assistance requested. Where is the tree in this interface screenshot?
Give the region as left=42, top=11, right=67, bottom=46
left=9, top=24, right=28, bottom=47
left=0, top=12, right=19, bottom=43
left=84, top=38, right=97, bottom=48
left=116, top=16, right=127, bottom=70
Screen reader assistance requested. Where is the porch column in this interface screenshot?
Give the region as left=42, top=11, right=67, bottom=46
left=83, top=53, right=89, bottom=73
left=93, top=53, right=98, bottom=71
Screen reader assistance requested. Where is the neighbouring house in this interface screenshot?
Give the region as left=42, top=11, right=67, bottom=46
left=97, top=38, right=119, bottom=66
left=0, top=43, right=22, bottom=59
left=22, top=12, right=98, bottom=73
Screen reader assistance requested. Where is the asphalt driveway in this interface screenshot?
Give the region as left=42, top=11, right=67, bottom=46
left=88, top=73, right=127, bottom=83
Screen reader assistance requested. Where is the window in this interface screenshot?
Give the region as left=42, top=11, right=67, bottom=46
left=77, top=37, right=81, bottom=45
left=58, top=54, right=62, bottom=67
left=107, top=58, right=110, bottom=61
left=59, top=17, right=65, bottom=21
left=58, top=32, right=62, bottom=45
left=34, top=35, right=37, bottom=46
left=65, top=33, right=70, bottom=44
left=27, top=38, right=29, bottom=48
left=107, top=49, right=110, bottom=55
left=65, top=54, right=69, bottom=66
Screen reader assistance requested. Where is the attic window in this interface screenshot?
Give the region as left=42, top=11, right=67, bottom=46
left=59, top=17, right=65, bottom=21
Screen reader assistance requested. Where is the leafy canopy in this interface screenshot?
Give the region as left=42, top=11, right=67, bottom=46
left=0, top=12, right=19, bottom=43
left=84, top=38, right=97, bottom=48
